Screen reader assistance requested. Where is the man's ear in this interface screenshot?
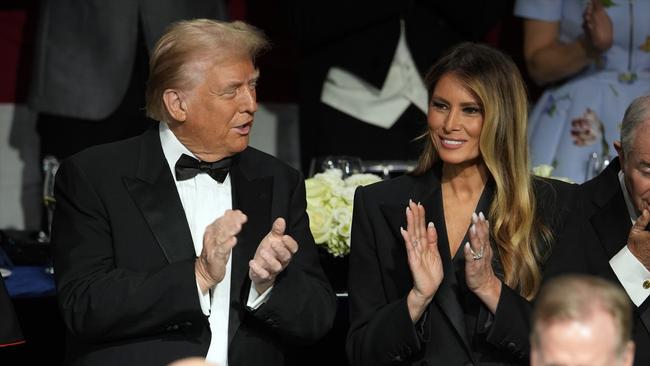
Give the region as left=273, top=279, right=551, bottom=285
left=614, top=140, right=624, bottom=166
left=162, top=89, right=188, bottom=122
left=622, top=340, right=635, bottom=366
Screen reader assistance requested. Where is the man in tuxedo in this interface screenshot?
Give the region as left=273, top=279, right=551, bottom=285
left=530, top=275, right=635, bottom=366
left=50, top=19, right=336, bottom=366
left=546, top=94, right=650, bottom=365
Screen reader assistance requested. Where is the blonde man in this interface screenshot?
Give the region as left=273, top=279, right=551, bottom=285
left=531, top=275, right=634, bottom=366
left=51, top=19, right=336, bottom=366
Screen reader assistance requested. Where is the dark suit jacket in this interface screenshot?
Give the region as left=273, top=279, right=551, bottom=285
left=51, top=126, right=336, bottom=366
left=291, top=0, right=509, bottom=172
left=347, top=165, right=576, bottom=366
left=0, top=276, right=23, bottom=347
left=28, top=0, right=226, bottom=120
left=544, top=157, right=650, bottom=366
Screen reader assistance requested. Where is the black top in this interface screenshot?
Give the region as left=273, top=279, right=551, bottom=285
left=347, top=162, right=577, bottom=366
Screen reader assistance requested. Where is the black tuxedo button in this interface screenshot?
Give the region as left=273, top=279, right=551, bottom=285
left=643, top=280, right=650, bottom=289
left=166, top=324, right=180, bottom=331
left=506, top=341, right=517, bottom=351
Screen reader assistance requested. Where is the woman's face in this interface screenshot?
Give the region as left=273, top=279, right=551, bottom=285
left=427, top=73, right=484, bottom=166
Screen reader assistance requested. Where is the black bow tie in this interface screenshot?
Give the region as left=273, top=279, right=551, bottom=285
left=174, top=153, right=232, bottom=183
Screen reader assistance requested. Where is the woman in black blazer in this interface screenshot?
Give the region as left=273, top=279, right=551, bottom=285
left=346, top=43, right=576, bottom=366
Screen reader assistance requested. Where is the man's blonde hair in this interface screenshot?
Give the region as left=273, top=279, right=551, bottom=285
left=145, top=19, right=269, bottom=122
left=532, top=275, right=632, bottom=355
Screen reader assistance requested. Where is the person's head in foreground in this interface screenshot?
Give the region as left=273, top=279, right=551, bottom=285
left=531, top=274, right=634, bottom=366
left=168, top=357, right=216, bottom=366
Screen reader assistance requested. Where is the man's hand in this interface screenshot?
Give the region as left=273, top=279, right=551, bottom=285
left=249, top=217, right=298, bottom=294
left=627, top=209, right=650, bottom=271
left=196, top=210, right=248, bottom=293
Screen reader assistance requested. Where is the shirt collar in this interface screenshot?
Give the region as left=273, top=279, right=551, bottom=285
left=159, top=122, right=197, bottom=176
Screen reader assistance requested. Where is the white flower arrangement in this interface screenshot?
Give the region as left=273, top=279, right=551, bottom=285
left=532, top=164, right=574, bottom=183
left=305, top=169, right=382, bottom=257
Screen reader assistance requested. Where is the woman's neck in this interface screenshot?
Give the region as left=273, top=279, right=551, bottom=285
left=441, top=160, right=489, bottom=200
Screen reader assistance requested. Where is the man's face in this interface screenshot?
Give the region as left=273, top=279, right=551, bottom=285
left=177, top=55, right=259, bottom=160
left=530, top=311, right=633, bottom=366
left=619, top=120, right=650, bottom=216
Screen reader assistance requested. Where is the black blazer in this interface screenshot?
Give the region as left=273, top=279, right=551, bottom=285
left=51, top=126, right=336, bottom=366
left=347, top=165, right=576, bottom=366
left=544, top=157, right=650, bottom=366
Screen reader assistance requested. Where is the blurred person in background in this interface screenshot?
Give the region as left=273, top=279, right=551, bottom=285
left=544, top=94, right=650, bottom=366
left=515, top=0, right=650, bottom=183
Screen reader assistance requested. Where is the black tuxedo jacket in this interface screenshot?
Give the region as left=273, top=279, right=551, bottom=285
left=291, top=0, right=510, bottom=172
left=347, top=165, right=576, bottom=366
left=544, top=157, right=650, bottom=366
left=51, top=126, right=336, bottom=365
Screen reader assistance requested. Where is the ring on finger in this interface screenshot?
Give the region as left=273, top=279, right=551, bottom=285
left=413, top=239, right=420, bottom=246
left=470, top=246, right=484, bottom=260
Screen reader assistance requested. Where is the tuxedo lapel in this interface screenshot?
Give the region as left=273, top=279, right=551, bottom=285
left=591, top=194, right=631, bottom=259
left=123, top=127, right=195, bottom=263
left=227, top=151, right=273, bottom=346
left=587, top=159, right=631, bottom=259
left=379, top=169, right=473, bottom=357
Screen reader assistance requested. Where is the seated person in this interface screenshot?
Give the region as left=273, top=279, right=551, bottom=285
left=346, top=42, right=576, bottom=366
left=51, top=19, right=336, bottom=366
left=545, top=94, right=650, bottom=365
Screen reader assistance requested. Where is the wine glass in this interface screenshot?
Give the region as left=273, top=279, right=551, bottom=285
left=310, top=155, right=363, bottom=178
left=585, top=152, right=611, bottom=181
left=41, top=155, right=59, bottom=274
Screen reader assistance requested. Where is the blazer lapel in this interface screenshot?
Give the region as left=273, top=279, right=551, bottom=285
left=227, top=151, right=273, bottom=346
left=379, top=168, right=473, bottom=356
left=423, top=188, right=474, bottom=357
left=123, top=127, right=195, bottom=263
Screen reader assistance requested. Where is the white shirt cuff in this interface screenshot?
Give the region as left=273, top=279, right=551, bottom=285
left=247, top=284, right=273, bottom=310
left=196, top=281, right=211, bottom=315
left=610, top=245, right=650, bottom=307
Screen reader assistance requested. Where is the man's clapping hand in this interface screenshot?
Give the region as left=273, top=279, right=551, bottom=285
left=249, top=218, right=298, bottom=294
left=195, top=209, right=248, bottom=293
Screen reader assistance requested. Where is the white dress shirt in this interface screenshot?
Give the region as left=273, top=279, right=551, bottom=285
left=159, top=123, right=270, bottom=365
left=609, top=170, right=650, bottom=306
left=320, top=20, right=428, bottom=129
